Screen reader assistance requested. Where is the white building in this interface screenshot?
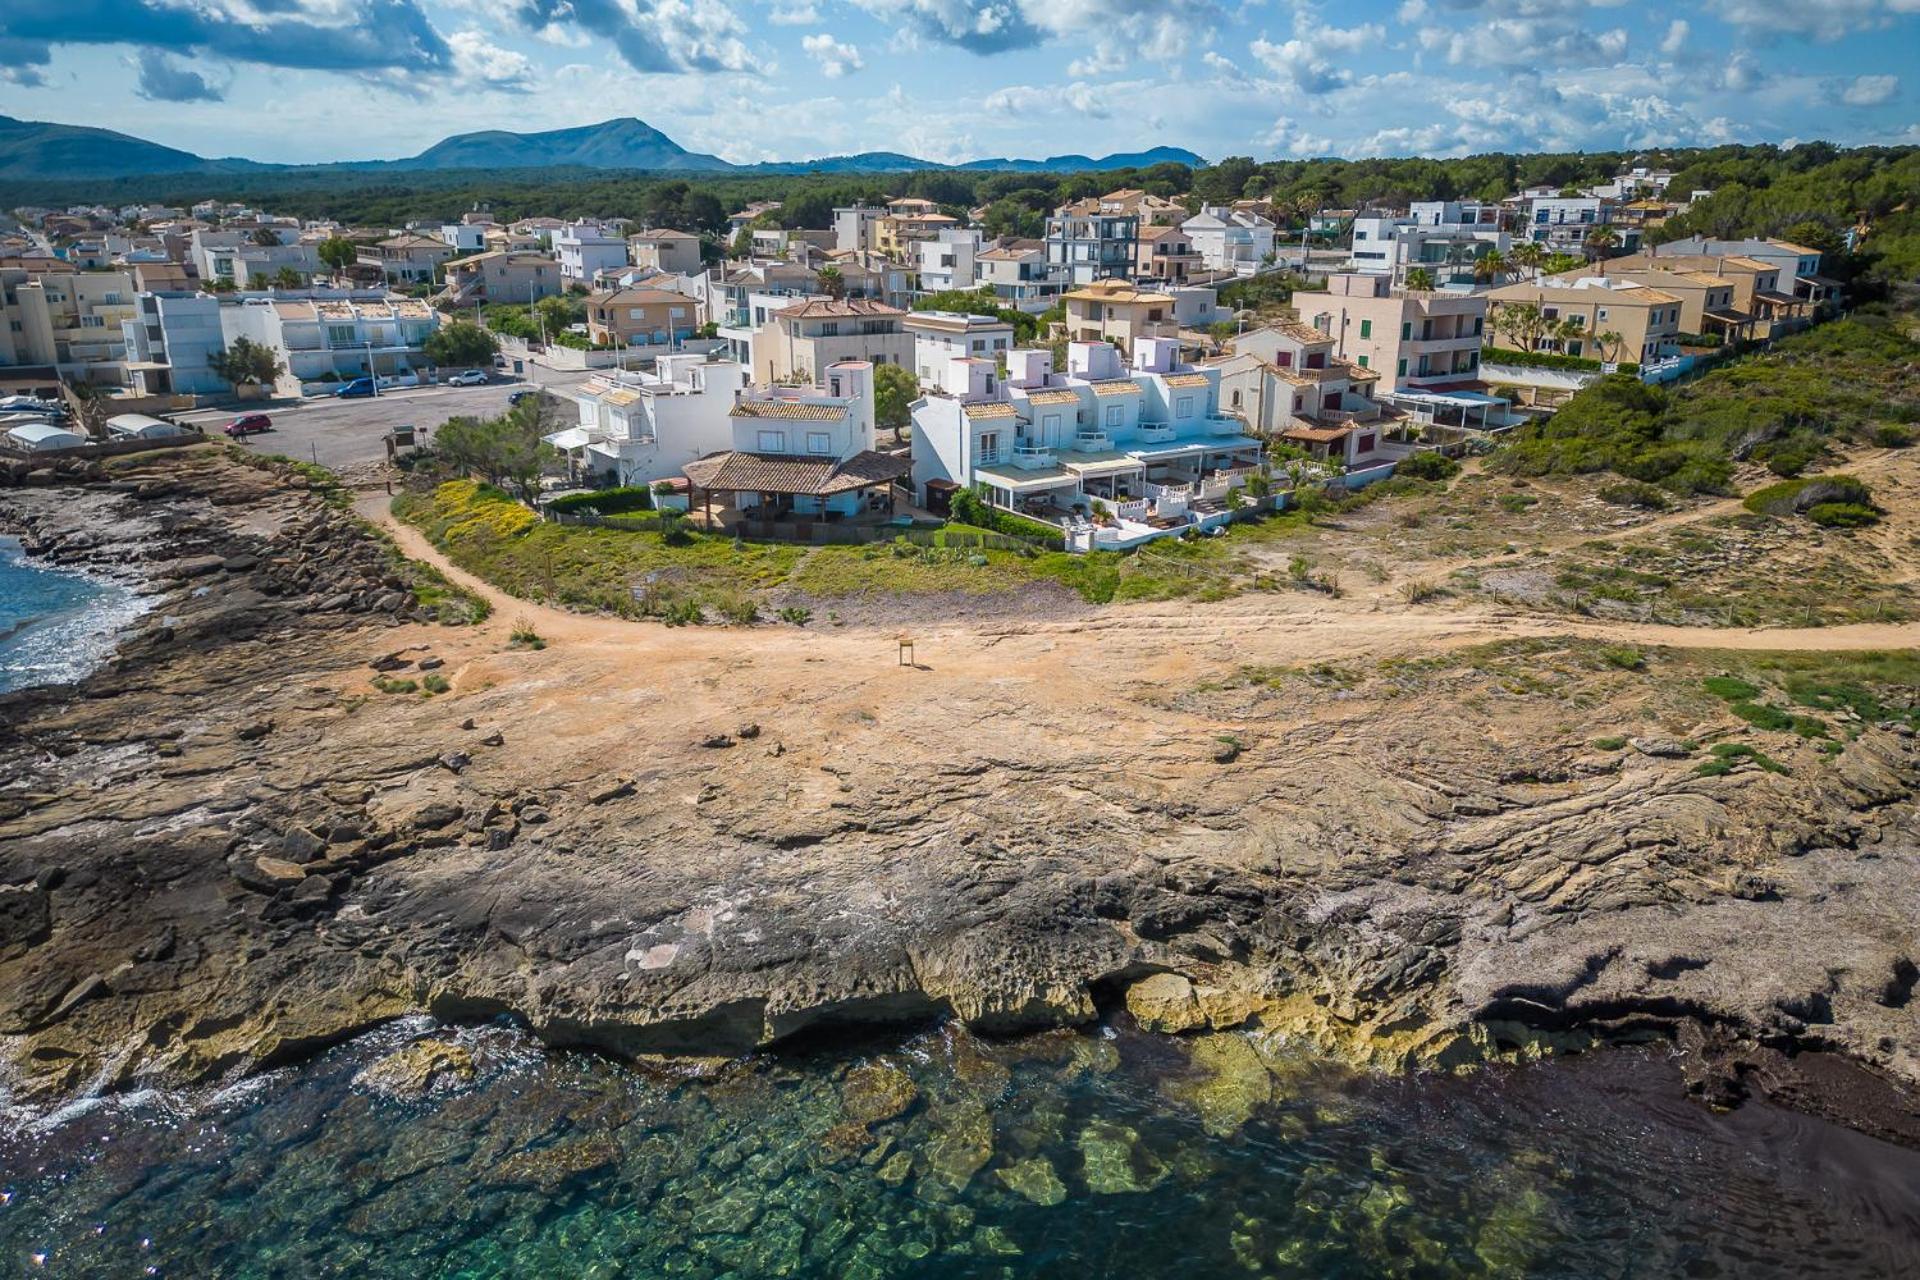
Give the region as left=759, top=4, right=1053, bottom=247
left=903, top=310, right=1014, bottom=394
left=832, top=204, right=884, bottom=254
left=1348, top=211, right=1510, bottom=287
left=439, top=223, right=488, bottom=252
left=121, top=290, right=227, bottom=396
left=221, top=293, right=441, bottom=394
left=910, top=337, right=1266, bottom=549
left=915, top=228, right=982, bottom=294
left=554, top=221, right=629, bottom=283
left=976, top=240, right=1064, bottom=312
left=547, top=353, right=748, bottom=487
left=1182, top=206, right=1277, bottom=276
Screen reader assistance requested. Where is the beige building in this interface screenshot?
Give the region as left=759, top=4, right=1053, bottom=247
left=1487, top=277, right=1683, bottom=365
left=1061, top=279, right=1178, bottom=354
left=440, top=251, right=563, bottom=305
left=628, top=229, right=704, bottom=275
left=1603, top=269, right=1752, bottom=342
left=873, top=198, right=957, bottom=262
left=1605, top=251, right=1811, bottom=337
left=364, top=233, right=454, bottom=284
left=751, top=298, right=912, bottom=384
left=586, top=286, right=701, bottom=346
left=1208, top=319, right=1390, bottom=467
left=1301, top=273, right=1488, bottom=393
left=0, top=266, right=139, bottom=381
left=1135, top=224, right=1202, bottom=283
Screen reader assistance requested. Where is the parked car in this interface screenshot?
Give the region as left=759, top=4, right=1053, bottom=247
left=223, top=413, right=272, bottom=437
left=507, top=389, right=538, bottom=406
left=336, top=378, right=376, bottom=399
left=445, top=369, right=488, bottom=386
left=491, top=354, right=509, bottom=370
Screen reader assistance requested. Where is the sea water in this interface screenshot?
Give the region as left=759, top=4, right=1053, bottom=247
left=2, top=1019, right=1916, bottom=1278
left=0, top=535, right=148, bottom=695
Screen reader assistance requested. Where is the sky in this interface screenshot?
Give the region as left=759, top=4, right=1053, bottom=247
left=0, top=1, right=1917, bottom=166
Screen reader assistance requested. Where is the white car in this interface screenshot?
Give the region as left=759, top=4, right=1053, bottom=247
left=445, top=369, right=489, bottom=386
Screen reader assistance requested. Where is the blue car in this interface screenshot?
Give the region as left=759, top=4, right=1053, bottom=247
left=507, top=389, right=538, bottom=406
left=336, top=377, right=376, bottom=398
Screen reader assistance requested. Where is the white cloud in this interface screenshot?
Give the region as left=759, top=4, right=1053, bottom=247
left=1707, top=0, right=1917, bottom=39
left=1840, top=73, right=1899, bottom=105
left=1250, top=23, right=1384, bottom=93
left=801, top=32, right=864, bottom=78
left=769, top=2, right=820, bottom=22
left=1067, top=40, right=1128, bottom=78
left=448, top=29, right=535, bottom=92
left=1659, top=19, right=1689, bottom=55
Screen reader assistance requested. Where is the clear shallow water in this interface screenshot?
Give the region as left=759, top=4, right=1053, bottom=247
left=0, top=535, right=148, bottom=694
left=3, top=1020, right=1918, bottom=1279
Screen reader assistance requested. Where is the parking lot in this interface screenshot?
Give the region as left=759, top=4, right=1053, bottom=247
left=179, top=369, right=597, bottom=471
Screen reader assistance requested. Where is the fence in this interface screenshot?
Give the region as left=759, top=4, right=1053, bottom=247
left=0, top=428, right=207, bottom=465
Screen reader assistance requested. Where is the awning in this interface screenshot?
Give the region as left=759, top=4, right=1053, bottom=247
left=1702, top=308, right=1751, bottom=325
left=1755, top=291, right=1802, bottom=307
left=544, top=427, right=595, bottom=450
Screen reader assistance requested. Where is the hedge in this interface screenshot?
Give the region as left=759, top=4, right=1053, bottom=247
left=547, top=485, right=654, bottom=515
left=1483, top=346, right=1639, bottom=375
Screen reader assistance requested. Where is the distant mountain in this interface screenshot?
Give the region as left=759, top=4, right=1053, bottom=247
left=399, top=118, right=732, bottom=172
left=0, top=114, right=1205, bottom=184
left=0, top=114, right=263, bottom=181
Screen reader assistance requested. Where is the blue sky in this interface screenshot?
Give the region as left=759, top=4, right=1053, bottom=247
left=0, top=1, right=1916, bottom=165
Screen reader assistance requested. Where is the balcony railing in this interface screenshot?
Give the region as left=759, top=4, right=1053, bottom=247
left=1072, top=430, right=1112, bottom=451
left=1203, top=416, right=1247, bottom=436
left=1011, top=446, right=1057, bottom=470
left=975, top=449, right=1005, bottom=466
left=1135, top=422, right=1177, bottom=444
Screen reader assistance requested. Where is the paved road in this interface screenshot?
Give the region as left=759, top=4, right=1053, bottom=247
left=179, top=369, right=598, bottom=471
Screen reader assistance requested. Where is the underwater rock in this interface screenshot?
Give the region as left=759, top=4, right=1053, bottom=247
left=1162, top=1033, right=1273, bottom=1138
left=352, top=1039, right=477, bottom=1099
left=876, top=1150, right=914, bottom=1187
left=842, top=1062, right=920, bottom=1126
left=484, top=1136, right=621, bottom=1194
left=997, top=1155, right=1068, bottom=1206
left=1077, top=1119, right=1169, bottom=1195
left=923, top=1101, right=995, bottom=1192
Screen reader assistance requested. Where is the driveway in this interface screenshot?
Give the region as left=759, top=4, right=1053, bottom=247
left=179, top=369, right=599, bottom=471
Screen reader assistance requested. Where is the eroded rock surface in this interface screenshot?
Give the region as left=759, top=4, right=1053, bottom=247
left=3, top=451, right=1918, bottom=1144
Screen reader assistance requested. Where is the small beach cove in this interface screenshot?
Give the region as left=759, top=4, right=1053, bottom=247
left=0, top=534, right=151, bottom=696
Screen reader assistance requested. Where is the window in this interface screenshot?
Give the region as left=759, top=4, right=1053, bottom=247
left=1473, top=316, right=1484, bottom=335
left=807, top=432, right=832, bottom=454
left=819, top=322, right=839, bottom=336
left=1105, top=404, right=1122, bottom=427
left=1359, top=319, right=1372, bottom=339
left=1567, top=341, right=1582, bottom=357
left=1357, top=355, right=1369, bottom=369
left=1396, top=358, right=1406, bottom=376
left=1230, top=389, right=1242, bottom=407
left=757, top=429, right=786, bottom=451
left=1596, top=308, right=1609, bottom=322
left=978, top=431, right=999, bottom=458
left=1175, top=395, right=1193, bottom=417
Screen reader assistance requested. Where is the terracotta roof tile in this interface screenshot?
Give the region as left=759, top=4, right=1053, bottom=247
left=682, top=450, right=909, bottom=496
left=962, top=401, right=1019, bottom=420
left=1024, top=388, right=1082, bottom=405
left=1088, top=379, right=1143, bottom=397
left=729, top=400, right=848, bottom=421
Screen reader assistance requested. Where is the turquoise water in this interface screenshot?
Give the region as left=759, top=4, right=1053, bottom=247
left=0, top=535, right=147, bottom=694
left=3, top=1018, right=1917, bottom=1277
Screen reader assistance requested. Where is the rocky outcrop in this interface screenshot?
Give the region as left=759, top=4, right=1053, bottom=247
left=2, top=450, right=1918, bottom=1143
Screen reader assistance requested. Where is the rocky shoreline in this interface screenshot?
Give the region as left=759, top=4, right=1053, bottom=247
left=2, top=449, right=1917, bottom=1147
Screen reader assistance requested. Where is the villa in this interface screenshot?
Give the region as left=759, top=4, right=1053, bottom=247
left=910, top=337, right=1266, bottom=550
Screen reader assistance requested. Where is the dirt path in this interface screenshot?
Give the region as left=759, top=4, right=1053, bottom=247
left=360, top=492, right=1920, bottom=678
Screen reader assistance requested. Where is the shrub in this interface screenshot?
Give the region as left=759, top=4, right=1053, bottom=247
left=777, top=605, right=812, bottom=626
left=1399, top=580, right=1447, bottom=604
left=1807, top=502, right=1880, bottom=528
left=1731, top=701, right=1794, bottom=731
left=508, top=618, right=545, bottom=650
left=714, top=593, right=759, bottom=625
left=1875, top=425, right=1914, bottom=449
left=547, top=485, right=653, bottom=516
left=1590, top=735, right=1628, bottom=751
left=1396, top=451, right=1460, bottom=482
left=1481, top=346, right=1604, bottom=372
left=1695, top=743, right=1790, bottom=777
left=1743, top=474, right=1874, bottom=518
left=1600, top=647, right=1645, bottom=671
left=1598, top=480, right=1671, bottom=510
left=1702, top=675, right=1760, bottom=702
left=420, top=673, right=451, bottom=695
left=1497, top=493, right=1538, bottom=513
left=660, top=600, right=703, bottom=626
left=371, top=676, right=418, bottom=694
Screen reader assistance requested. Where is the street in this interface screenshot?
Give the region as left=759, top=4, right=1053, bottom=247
left=177, top=369, right=599, bottom=471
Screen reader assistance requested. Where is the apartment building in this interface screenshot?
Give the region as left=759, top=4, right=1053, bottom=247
left=1602, top=269, right=1751, bottom=342
left=440, top=251, right=563, bottom=305
left=222, top=293, right=440, bottom=392
left=1046, top=206, right=1139, bottom=286
left=1604, top=251, right=1812, bottom=336
left=1135, top=225, right=1203, bottom=283
left=584, top=286, right=700, bottom=347
left=0, top=266, right=139, bottom=382
left=1648, top=237, right=1837, bottom=307
left=1208, top=319, right=1388, bottom=467
left=1305, top=273, right=1488, bottom=393
left=904, top=310, right=1014, bottom=394
left=1522, top=196, right=1640, bottom=253
left=361, top=234, right=453, bottom=285
left=1486, top=277, right=1683, bottom=364
left=628, top=229, right=704, bottom=275
left=750, top=298, right=911, bottom=384
left=548, top=353, right=749, bottom=487
left=873, top=198, right=958, bottom=262
left=554, top=222, right=629, bottom=283
left=910, top=337, right=1264, bottom=549
left=832, top=203, right=884, bottom=254
left=977, top=240, right=1065, bottom=312
left=120, top=290, right=227, bottom=396
left=1182, top=206, right=1277, bottom=275
left=915, top=228, right=982, bottom=293
left=1061, top=280, right=1178, bottom=355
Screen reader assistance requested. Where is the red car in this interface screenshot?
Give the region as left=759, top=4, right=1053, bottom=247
left=224, top=413, right=273, bottom=437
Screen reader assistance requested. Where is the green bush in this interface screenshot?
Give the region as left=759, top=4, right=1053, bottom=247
left=548, top=485, right=654, bottom=515
left=1875, top=425, right=1914, bottom=449
left=1598, top=480, right=1671, bottom=510
left=1742, top=474, right=1874, bottom=517
left=1702, top=675, right=1760, bottom=702
left=1481, top=346, right=1604, bottom=372
left=1806, top=502, right=1880, bottom=528
left=1695, top=743, right=1789, bottom=777
left=1731, top=701, right=1794, bottom=731
left=1395, top=451, right=1460, bottom=481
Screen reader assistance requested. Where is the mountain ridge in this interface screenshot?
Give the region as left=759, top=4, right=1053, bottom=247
left=0, top=114, right=1205, bottom=183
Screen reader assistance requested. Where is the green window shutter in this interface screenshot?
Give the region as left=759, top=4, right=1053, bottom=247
left=1400, top=321, right=1411, bottom=340
left=1396, top=358, right=1406, bottom=376
left=1359, top=319, right=1372, bottom=339
left=1358, top=355, right=1369, bottom=369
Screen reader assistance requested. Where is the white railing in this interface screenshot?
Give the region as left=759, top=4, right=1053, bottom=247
left=1011, top=446, right=1056, bottom=470
left=1114, top=498, right=1149, bottom=520
left=975, top=449, right=1005, bottom=466
left=1203, top=416, right=1246, bottom=436
left=1135, top=422, right=1176, bottom=443
left=1072, top=430, right=1112, bottom=451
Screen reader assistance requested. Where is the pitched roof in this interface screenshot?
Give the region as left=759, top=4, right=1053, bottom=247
left=590, top=286, right=689, bottom=308
left=773, top=298, right=904, bottom=319
left=1024, top=388, right=1082, bottom=406
left=682, top=449, right=909, bottom=495
left=962, top=401, right=1019, bottom=420
left=729, top=399, right=848, bottom=421
left=1161, top=372, right=1211, bottom=388
left=1088, top=379, right=1142, bottom=397
left=1065, top=280, right=1175, bottom=305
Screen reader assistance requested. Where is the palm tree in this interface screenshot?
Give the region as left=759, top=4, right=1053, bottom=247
left=1583, top=225, right=1621, bottom=273
left=1405, top=267, right=1436, bottom=292
left=1473, top=248, right=1508, bottom=286
left=1509, top=241, right=1546, bottom=282
left=816, top=265, right=846, bottom=300
left=1592, top=330, right=1626, bottom=364
left=1551, top=317, right=1588, bottom=356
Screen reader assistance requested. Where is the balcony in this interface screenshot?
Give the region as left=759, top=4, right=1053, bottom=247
left=1010, top=446, right=1057, bottom=470
left=975, top=449, right=1005, bottom=466
left=1072, top=429, right=1112, bottom=452
left=1135, top=422, right=1176, bottom=444
left=1203, top=416, right=1247, bottom=436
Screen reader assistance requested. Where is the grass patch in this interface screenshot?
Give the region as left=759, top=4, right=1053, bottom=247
left=1695, top=743, right=1790, bottom=777
left=1702, top=675, right=1761, bottom=701
left=420, top=673, right=451, bottom=695
left=1590, top=735, right=1628, bottom=751
left=1600, top=646, right=1646, bottom=671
